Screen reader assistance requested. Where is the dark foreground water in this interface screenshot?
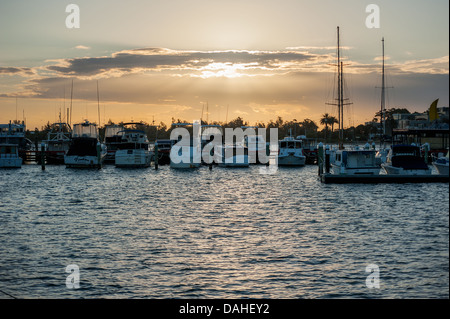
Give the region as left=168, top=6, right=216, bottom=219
left=0, top=164, right=448, bottom=299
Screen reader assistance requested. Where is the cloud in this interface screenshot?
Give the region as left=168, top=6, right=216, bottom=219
left=0, top=67, right=35, bottom=77
left=74, top=45, right=91, bottom=50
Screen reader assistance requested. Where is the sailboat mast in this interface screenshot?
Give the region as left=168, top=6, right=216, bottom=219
left=381, top=37, right=386, bottom=143
left=337, top=26, right=344, bottom=149
left=97, top=80, right=101, bottom=127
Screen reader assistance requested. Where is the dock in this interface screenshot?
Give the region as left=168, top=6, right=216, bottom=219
left=320, top=174, right=449, bottom=184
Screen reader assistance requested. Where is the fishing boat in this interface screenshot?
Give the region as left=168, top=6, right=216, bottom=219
left=170, top=123, right=201, bottom=169
left=278, top=132, right=306, bottom=166
left=42, top=122, right=72, bottom=164
left=381, top=144, right=432, bottom=175
left=64, top=120, right=107, bottom=168
left=0, top=144, right=22, bottom=168
left=330, top=144, right=380, bottom=175
left=114, top=123, right=151, bottom=168
left=103, top=124, right=123, bottom=163
left=214, top=143, right=249, bottom=167
left=433, top=150, right=449, bottom=175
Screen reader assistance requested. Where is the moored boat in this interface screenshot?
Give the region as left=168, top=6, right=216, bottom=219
left=64, top=120, right=107, bottom=168
left=381, top=144, right=432, bottom=175
left=114, top=123, right=151, bottom=168
left=0, top=144, right=22, bottom=168
left=278, top=134, right=306, bottom=167
left=433, top=150, right=449, bottom=175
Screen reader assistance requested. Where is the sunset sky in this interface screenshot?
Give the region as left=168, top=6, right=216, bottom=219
left=0, top=0, right=448, bottom=130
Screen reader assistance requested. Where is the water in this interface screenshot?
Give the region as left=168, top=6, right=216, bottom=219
left=0, top=164, right=448, bottom=299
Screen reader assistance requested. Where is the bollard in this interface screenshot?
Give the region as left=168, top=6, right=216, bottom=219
left=41, top=142, right=45, bottom=171
left=154, top=142, right=159, bottom=170
left=317, top=142, right=324, bottom=176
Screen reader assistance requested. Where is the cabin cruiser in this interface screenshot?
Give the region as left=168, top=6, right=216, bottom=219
left=0, top=121, right=32, bottom=161
left=64, top=120, right=107, bottom=168
left=42, top=122, right=72, bottom=164
left=433, top=150, right=449, bottom=175
left=114, top=123, right=151, bottom=168
left=330, top=144, right=380, bottom=175
left=381, top=144, right=431, bottom=175
left=278, top=135, right=306, bottom=166
left=0, top=144, right=22, bottom=168
left=103, top=124, right=123, bottom=163
left=214, top=144, right=249, bottom=167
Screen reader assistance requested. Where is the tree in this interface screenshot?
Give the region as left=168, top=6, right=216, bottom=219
left=320, top=113, right=331, bottom=140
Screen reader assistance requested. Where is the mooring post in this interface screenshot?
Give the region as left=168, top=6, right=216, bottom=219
left=154, top=142, right=159, bottom=170
left=325, top=145, right=330, bottom=174
left=96, top=142, right=102, bottom=169
left=317, top=142, right=323, bottom=176
left=41, top=142, right=45, bottom=171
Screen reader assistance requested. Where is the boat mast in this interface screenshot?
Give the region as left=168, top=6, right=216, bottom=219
left=97, top=80, right=101, bottom=127
left=380, top=37, right=386, bottom=147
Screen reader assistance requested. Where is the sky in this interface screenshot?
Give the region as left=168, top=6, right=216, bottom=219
left=0, top=0, right=448, bottom=130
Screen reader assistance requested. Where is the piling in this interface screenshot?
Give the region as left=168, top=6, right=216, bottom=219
left=40, top=142, right=45, bottom=171
left=325, top=145, right=330, bottom=174
left=154, top=142, right=159, bottom=170
left=96, top=142, right=102, bottom=169
left=317, top=142, right=324, bottom=176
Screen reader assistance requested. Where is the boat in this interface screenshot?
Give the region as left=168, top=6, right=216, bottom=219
left=114, top=123, right=151, bottom=168
left=433, top=150, right=449, bottom=175
left=103, top=124, right=124, bottom=163
left=330, top=144, right=380, bottom=175
left=0, top=144, right=22, bottom=168
left=0, top=121, right=33, bottom=161
left=214, top=143, right=249, bottom=167
left=152, top=139, right=172, bottom=165
left=381, top=144, right=432, bottom=175
left=278, top=132, right=306, bottom=166
left=42, top=122, right=72, bottom=164
left=244, top=134, right=266, bottom=164
left=297, top=135, right=318, bottom=164
left=64, top=120, right=107, bottom=168
left=170, top=123, right=201, bottom=169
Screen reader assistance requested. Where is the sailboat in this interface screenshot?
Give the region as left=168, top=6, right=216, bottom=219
left=170, top=123, right=201, bottom=169
left=327, top=27, right=380, bottom=175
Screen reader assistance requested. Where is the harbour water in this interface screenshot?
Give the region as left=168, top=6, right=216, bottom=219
left=0, top=164, right=448, bottom=299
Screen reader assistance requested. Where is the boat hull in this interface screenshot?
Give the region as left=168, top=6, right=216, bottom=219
left=433, top=162, right=449, bottom=175
left=64, top=155, right=104, bottom=168
left=330, top=164, right=380, bottom=175
left=381, top=163, right=432, bottom=175
left=278, top=154, right=306, bottom=166
left=0, top=157, right=22, bottom=168
left=115, top=149, right=151, bottom=168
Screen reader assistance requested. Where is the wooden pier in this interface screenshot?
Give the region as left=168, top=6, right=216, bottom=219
left=320, top=173, right=449, bottom=184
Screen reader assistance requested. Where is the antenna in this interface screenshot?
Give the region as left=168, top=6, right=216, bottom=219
left=70, top=79, right=73, bottom=127
left=226, top=104, right=229, bottom=123
left=97, top=80, right=101, bottom=126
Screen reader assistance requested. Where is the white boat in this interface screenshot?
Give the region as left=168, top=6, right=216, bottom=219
left=64, top=120, right=107, bottom=168
left=103, top=124, right=123, bottom=163
left=214, top=144, right=249, bottom=167
left=0, top=144, right=22, bottom=168
left=278, top=134, right=306, bottom=166
left=381, top=144, right=432, bottom=175
left=114, top=123, right=151, bottom=168
left=433, top=150, right=449, bottom=175
left=330, top=144, right=380, bottom=175
left=0, top=121, right=33, bottom=162
left=170, top=123, right=201, bottom=169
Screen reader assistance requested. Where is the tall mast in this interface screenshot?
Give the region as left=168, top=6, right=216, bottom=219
left=380, top=37, right=386, bottom=146
left=97, top=80, right=101, bottom=126
left=70, top=79, right=73, bottom=127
